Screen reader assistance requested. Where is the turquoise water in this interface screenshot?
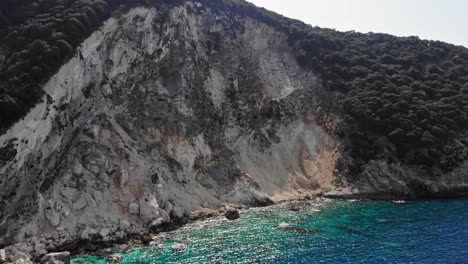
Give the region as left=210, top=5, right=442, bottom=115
left=73, top=199, right=468, bottom=263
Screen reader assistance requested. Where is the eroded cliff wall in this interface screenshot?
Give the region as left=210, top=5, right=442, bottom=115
left=0, top=4, right=340, bottom=253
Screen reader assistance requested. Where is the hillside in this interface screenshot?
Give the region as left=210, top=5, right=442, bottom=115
left=0, top=0, right=467, bottom=257
left=2, top=0, right=468, bottom=174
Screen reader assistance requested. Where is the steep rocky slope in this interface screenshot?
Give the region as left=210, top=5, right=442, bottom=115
left=0, top=0, right=467, bottom=257
left=0, top=3, right=342, bottom=254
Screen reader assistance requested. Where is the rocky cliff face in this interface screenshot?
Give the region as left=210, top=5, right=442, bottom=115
left=0, top=3, right=341, bottom=253
left=0, top=1, right=467, bottom=256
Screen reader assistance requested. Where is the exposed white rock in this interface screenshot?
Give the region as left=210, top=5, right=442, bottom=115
left=0, top=249, right=6, bottom=263
left=40, top=252, right=70, bottom=264
left=232, top=117, right=338, bottom=201
left=139, top=193, right=160, bottom=225
left=118, top=170, right=129, bottom=188
left=11, top=252, right=30, bottom=262
left=148, top=218, right=165, bottom=231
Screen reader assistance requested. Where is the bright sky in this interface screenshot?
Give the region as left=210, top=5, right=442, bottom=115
left=246, top=0, right=468, bottom=48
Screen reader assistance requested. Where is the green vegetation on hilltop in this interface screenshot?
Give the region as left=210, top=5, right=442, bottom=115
left=219, top=0, right=468, bottom=174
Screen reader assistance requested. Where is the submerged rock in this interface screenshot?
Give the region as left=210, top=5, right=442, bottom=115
left=288, top=227, right=321, bottom=234
left=278, top=223, right=321, bottom=234
left=225, top=209, right=240, bottom=220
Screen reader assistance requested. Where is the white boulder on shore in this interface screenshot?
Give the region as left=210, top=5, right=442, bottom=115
left=0, top=250, right=70, bottom=264
left=0, top=249, right=6, bottom=263
left=40, top=252, right=70, bottom=264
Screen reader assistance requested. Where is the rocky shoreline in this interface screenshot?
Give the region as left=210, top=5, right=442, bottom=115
left=0, top=201, right=271, bottom=264
left=3, top=193, right=467, bottom=263
left=5, top=191, right=465, bottom=264
left=70, top=197, right=322, bottom=262
left=1, top=194, right=336, bottom=264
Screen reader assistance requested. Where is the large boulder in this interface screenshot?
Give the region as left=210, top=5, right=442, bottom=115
left=0, top=249, right=6, bottom=263
left=148, top=217, right=166, bottom=233
left=225, top=209, right=240, bottom=220
left=139, top=193, right=160, bottom=224
left=40, top=252, right=70, bottom=264
left=11, top=252, right=30, bottom=262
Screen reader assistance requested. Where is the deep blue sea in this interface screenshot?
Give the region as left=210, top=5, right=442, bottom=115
left=73, top=199, right=468, bottom=263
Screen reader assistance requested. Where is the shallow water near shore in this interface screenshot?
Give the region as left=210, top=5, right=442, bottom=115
left=72, top=199, right=468, bottom=263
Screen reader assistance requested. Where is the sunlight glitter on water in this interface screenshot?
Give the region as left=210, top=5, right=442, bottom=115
left=72, top=199, right=468, bottom=264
